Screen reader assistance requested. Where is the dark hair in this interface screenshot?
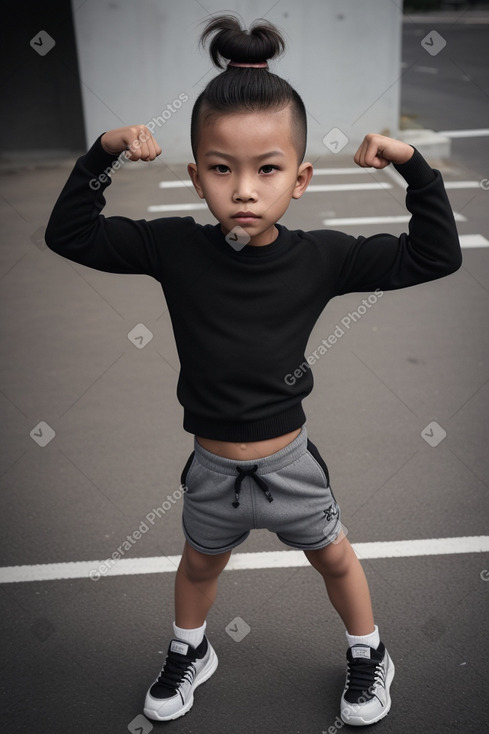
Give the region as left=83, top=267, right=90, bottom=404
left=190, top=15, right=307, bottom=162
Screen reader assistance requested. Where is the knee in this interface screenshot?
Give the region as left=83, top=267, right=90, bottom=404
left=181, top=543, right=230, bottom=583
left=305, top=537, right=354, bottom=579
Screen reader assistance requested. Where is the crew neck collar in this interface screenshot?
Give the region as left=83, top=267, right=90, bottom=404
left=212, top=222, right=291, bottom=258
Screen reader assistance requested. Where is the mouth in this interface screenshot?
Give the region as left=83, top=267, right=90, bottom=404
left=232, top=212, right=260, bottom=222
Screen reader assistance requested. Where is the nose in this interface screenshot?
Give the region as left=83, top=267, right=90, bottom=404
left=233, top=175, right=257, bottom=202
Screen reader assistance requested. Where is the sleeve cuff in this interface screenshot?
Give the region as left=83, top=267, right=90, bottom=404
left=81, top=133, right=126, bottom=175
left=393, top=147, right=436, bottom=189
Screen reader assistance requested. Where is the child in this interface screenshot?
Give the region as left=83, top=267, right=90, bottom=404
left=45, top=14, right=461, bottom=727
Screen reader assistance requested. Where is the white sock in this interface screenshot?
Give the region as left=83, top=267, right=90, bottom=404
left=173, top=620, right=206, bottom=649
left=346, top=624, right=380, bottom=650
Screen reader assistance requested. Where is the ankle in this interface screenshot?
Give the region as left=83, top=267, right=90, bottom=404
left=173, top=620, right=206, bottom=648
left=345, top=624, right=380, bottom=650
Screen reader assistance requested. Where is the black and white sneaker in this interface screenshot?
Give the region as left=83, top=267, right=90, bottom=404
left=340, top=642, right=395, bottom=726
left=143, top=636, right=218, bottom=721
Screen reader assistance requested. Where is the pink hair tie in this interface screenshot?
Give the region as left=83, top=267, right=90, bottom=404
left=227, top=61, right=268, bottom=68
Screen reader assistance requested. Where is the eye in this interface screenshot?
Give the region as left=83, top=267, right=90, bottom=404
left=260, top=165, right=279, bottom=174
left=212, top=164, right=229, bottom=174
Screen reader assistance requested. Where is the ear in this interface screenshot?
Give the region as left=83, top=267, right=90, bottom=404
left=187, top=163, right=205, bottom=199
left=292, top=162, right=314, bottom=200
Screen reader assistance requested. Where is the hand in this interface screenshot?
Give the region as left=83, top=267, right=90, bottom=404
left=101, top=125, right=162, bottom=161
left=354, top=133, right=414, bottom=169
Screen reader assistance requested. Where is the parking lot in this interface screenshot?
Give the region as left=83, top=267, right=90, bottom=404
left=1, top=8, right=489, bottom=734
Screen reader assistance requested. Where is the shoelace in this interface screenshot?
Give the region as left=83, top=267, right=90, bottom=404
left=232, top=464, right=273, bottom=508
left=345, top=657, right=384, bottom=697
left=156, top=648, right=197, bottom=692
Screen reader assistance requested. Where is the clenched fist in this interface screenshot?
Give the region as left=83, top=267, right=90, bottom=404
left=101, top=125, right=162, bottom=161
left=354, top=133, right=414, bottom=169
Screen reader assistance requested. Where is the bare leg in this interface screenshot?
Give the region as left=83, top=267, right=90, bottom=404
left=174, top=541, right=232, bottom=628
left=304, top=533, right=375, bottom=635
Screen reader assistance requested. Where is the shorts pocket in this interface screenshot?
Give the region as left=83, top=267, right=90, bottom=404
left=180, top=451, right=195, bottom=493
left=306, top=439, right=335, bottom=489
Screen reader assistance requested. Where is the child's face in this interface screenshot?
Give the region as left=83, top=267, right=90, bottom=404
left=188, top=105, right=313, bottom=247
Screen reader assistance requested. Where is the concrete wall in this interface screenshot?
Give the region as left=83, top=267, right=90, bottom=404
left=72, top=0, right=402, bottom=162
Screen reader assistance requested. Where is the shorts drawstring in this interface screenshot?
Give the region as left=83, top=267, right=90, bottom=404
left=232, top=464, right=273, bottom=508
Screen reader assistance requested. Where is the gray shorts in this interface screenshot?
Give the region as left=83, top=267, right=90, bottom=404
left=181, top=426, right=342, bottom=555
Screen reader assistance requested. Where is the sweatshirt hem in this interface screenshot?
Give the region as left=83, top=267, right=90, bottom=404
left=183, top=405, right=306, bottom=442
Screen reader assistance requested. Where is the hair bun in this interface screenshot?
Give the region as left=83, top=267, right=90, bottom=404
left=200, top=14, right=285, bottom=69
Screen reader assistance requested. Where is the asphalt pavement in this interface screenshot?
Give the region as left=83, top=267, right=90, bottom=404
left=401, top=7, right=489, bottom=173
left=1, top=10, right=489, bottom=734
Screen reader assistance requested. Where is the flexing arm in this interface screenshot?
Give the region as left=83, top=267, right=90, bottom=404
left=334, top=134, right=462, bottom=294
left=45, top=126, right=164, bottom=275
left=100, top=125, right=161, bottom=160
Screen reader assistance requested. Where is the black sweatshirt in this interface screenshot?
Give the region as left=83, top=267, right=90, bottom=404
left=45, top=135, right=462, bottom=441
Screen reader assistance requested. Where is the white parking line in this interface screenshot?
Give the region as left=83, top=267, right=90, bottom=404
left=439, top=129, right=489, bottom=138
left=323, top=212, right=467, bottom=226
left=1, top=536, right=487, bottom=583
left=158, top=180, right=193, bottom=188
left=148, top=203, right=208, bottom=212
left=307, top=182, right=392, bottom=193
left=444, top=181, right=486, bottom=189
left=459, top=234, right=489, bottom=248
left=312, top=168, right=373, bottom=176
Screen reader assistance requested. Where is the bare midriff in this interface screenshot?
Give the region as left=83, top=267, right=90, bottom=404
left=196, top=427, right=301, bottom=461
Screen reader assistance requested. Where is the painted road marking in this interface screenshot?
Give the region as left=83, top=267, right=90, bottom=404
left=404, top=16, right=489, bottom=24
left=307, top=182, right=391, bottom=193
left=1, top=536, right=488, bottom=584
left=147, top=203, right=208, bottom=212
left=439, top=129, right=489, bottom=138
left=459, top=234, right=489, bottom=248
left=158, top=180, right=193, bottom=188
left=444, top=181, right=488, bottom=189
left=312, top=167, right=372, bottom=176
left=322, top=212, right=467, bottom=226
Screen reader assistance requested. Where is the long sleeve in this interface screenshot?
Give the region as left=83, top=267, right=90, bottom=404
left=45, top=134, right=164, bottom=277
left=43, top=137, right=465, bottom=442
left=331, top=149, right=463, bottom=295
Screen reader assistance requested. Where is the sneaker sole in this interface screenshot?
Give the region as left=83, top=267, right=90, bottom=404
left=340, top=652, right=395, bottom=726
left=144, top=646, right=218, bottom=722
